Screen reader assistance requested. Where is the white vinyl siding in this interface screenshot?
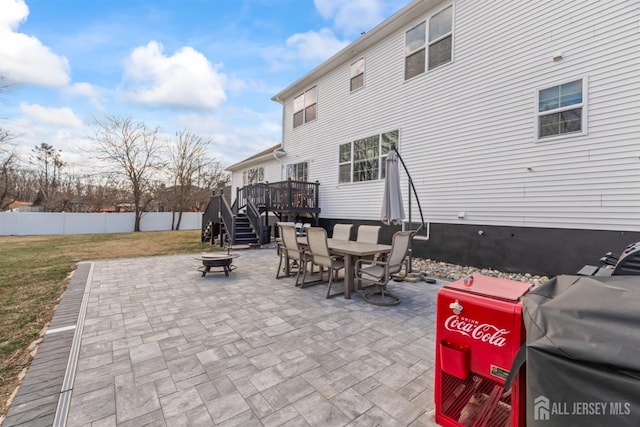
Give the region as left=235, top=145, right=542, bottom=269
left=230, top=157, right=283, bottom=196
left=274, top=0, right=640, bottom=232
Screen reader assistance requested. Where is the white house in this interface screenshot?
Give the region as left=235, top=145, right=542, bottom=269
left=226, top=0, right=640, bottom=275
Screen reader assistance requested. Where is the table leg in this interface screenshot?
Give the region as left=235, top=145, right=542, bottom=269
left=344, top=254, right=353, bottom=299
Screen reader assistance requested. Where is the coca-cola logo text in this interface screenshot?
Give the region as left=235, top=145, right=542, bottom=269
left=444, top=315, right=509, bottom=347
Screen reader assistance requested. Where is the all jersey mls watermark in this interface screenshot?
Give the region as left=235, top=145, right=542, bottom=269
left=534, top=395, right=631, bottom=421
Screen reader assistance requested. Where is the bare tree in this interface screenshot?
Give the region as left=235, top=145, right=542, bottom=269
left=0, top=129, right=17, bottom=210
left=30, top=142, right=65, bottom=211
left=166, top=130, right=228, bottom=230
left=0, top=76, right=19, bottom=210
left=93, top=116, right=164, bottom=231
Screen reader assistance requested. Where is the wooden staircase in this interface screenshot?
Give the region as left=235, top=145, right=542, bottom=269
left=227, top=214, right=259, bottom=245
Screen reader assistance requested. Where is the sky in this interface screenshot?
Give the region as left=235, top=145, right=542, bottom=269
left=0, top=0, right=408, bottom=173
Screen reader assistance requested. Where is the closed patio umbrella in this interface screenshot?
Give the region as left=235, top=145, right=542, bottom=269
left=380, top=149, right=405, bottom=225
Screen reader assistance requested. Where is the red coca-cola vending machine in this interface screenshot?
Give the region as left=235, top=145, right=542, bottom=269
left=435, top=274, right=531, bottom=427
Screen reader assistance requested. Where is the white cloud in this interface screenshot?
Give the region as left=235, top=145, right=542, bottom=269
left=286, top=29, right=350, bottom=61
left=173, top=109, right=281, bottom=166
left=64, top=82, right=105, bottom=111
left=7, top=116, right=93, bottom=173
left=19, top=103, right=84, bottom=128
left=0, top=0, right=28, bottom=31
left=122, top=41, right=227, bottom=109
left=0, top=0, right=71, bottom=87
left=265, top=28, right=349, bottom=71
left=314, top=0, right=386, bottom=35
left=66, top=82, right=97, bottom=99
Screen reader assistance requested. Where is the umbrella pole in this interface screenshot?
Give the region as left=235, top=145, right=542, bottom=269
left=391, top=146, right=426, bottom=274
left=408, top=178, right=412, bottom=272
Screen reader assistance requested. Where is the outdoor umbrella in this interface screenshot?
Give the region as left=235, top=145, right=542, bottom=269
left=380, top=149, right=406, bottom=225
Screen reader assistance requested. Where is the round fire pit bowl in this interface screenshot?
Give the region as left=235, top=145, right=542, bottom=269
left=196, top=253, right=239, bottom=277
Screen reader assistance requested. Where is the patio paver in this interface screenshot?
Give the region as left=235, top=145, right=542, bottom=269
left=6, top=248, right=442, bottom=426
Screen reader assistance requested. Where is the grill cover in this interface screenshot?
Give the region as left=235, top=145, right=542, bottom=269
left=523, top=275, right=640, bottom=426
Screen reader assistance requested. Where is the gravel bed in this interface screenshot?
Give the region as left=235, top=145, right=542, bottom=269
left=412, top=257, right=550, bottom=286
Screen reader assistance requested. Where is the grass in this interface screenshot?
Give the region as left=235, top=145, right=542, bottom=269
left=0, top=230, right=216, bottom=416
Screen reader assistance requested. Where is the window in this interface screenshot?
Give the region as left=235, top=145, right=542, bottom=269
left=380, top=130, right=398, bottom=178
left=293, top=86, right=317, bottom=128
left=338, top=143, right=352, bottom=184
left=242, top=167, right=264, bottom=185
left=353, top=136, right=379, bottom=182
left=350, top=58, right=364, bottom=91
left=405, top=22, right=426, bottom=80
left=537, top=79, right=585, bottom=139
left=404, top=6, right=452, bottom=80
left=286, top=162, right=308, bottom=181
left=338, top=130, right=399, bottom=183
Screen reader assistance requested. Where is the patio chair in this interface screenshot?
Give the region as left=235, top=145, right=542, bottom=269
left=355, top=230, right=413, bottom=306
left=356, top=225, right=381, bottom=244
left=332, top=223, right=353, bottom=240
left=276, top=222, right=296, bottom=278
left=296, top=222, right=311, bottom=237
left=278, top=224, right=313, bottom=286
left=356, top=225, right=382, bottom=262
left=305, top=227, right=345, bottom=298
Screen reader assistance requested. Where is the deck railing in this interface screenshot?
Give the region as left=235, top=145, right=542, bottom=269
left=236, top=179, right=320, bottom=214
left=246, top=199, right=264, bottom=243
left=219, top=195, right=235, bottom=245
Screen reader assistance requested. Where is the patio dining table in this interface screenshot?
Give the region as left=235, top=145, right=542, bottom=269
left=298, top=237, right=392, bottom=299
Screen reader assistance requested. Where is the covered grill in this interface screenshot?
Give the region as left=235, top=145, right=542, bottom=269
left=578, top=241, right=640, bottom=276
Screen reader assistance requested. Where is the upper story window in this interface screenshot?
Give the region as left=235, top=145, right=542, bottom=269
left=428, top=6, right=453, bottom=70
left=537, top=78, right=586, bottom=139
left=350, top=58, right=365, bottom=91
left=286, top=162, right=308, bottom=181
left=338, top=130, right=399, bottom=183
left=293, top=86, right=317, bottom=128
left=242, top=167, right=264, bottom=185
left=405, top=5, right=453, bottom=80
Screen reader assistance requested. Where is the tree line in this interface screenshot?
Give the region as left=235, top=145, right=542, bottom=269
left=0, top=115, right=229, bottom=231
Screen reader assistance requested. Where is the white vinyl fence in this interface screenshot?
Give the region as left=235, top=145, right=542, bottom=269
left=0, top=212, right=202, bottom=236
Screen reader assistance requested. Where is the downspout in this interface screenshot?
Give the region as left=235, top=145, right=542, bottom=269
left=273, top=95, right=286, bottom=181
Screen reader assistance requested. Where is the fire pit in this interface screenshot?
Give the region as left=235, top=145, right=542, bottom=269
left=196, top=253, right=239, bottom=277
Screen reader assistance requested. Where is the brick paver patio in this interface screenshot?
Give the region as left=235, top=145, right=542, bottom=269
left=5, top=248, right=443, bottom=426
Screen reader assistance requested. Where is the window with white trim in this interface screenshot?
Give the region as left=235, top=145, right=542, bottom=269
left=350, top=58, right=364, bottom=91
left=293, top=86, right=317, bottom=128
left=404, top=6, right=452, bottom=80
left=242, top=167, right=264, bottom=185
left=537, top=79, right=585, bottom=139
left=428, top=6, right=453, bottom=70
left=286, top=162, right=308, bottom=181
left=338, top=130, right=399, bottom=183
